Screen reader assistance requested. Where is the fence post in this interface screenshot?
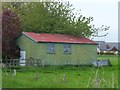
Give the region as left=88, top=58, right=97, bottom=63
left=36, top=59, right=38, bottom=67
left=13, top=59, right=14, bottom=67
left=6, top=59, right=8, bottom=67
left=63, top=74, right=66, bottom=82
left=36, top=59, right=41, bottom=67
left=13, top=69, right=16, bottom=77
left=96, top=77, right=100, bottom=88
left=43, top=60, right=44, bottom=67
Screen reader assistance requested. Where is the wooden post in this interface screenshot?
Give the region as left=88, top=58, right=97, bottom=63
left=43, top=60, right=44, bottom=67
left=10, top=59, right=11, bottom=72
left=34, top=72, right=39, bottom=80
left=13, top=59, right=14, bottom=67
left=2, top=63, right=8, bottom=75
left=63, top=74, right=66, bottom=82
left=96, top=77, right=100, bottom=88
left=36, top=59, right=38, bottom=67
left=112, top=73, right=114, bottom=88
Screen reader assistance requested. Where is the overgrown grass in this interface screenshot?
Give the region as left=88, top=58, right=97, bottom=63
left=2, top=55, right=118, bottom=88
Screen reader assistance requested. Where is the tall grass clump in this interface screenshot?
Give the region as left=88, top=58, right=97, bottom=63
left=87, top=66, right=118, bottom=88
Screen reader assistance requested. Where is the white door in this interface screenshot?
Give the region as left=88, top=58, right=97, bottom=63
left=20, top=51, right=26, bottom=66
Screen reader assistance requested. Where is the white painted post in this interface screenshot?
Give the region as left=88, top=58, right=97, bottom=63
left=13, top=69, right=16, bottom=77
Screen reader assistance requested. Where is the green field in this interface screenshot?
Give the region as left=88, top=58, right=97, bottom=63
left=2, top=55, right=119, bottom=88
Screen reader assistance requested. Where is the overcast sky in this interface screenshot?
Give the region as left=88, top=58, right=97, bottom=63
left=63, top=0, right=118, bottom=42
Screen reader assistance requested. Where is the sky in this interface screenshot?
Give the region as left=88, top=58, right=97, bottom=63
left=63, top=0, right=119, bottom=42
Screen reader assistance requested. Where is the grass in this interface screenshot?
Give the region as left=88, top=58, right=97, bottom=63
left=2, top=55, right=119, bottom=88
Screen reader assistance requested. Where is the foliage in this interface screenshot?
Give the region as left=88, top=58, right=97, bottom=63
left=2, top=2, right=109, bottom=39
left=2, top=9, right=21, bottom=59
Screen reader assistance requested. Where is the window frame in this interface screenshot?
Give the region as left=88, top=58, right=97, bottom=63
left=63, top=44, right=71, bottom=54
left=47, top=43, right=55, bottom=54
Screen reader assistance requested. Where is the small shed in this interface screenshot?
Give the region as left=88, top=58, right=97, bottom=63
left=16, top=32, right=97, bottom=66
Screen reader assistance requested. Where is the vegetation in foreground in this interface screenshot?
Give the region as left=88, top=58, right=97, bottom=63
left=2, top=55, right=118, bottom=88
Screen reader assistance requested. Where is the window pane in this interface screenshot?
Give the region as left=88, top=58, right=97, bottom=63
left=48, top=43, right=55, bottom=54
left=64, top=44, right=71, bottom=54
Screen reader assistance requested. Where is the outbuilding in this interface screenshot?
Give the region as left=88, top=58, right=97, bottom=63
left=17, top=32, right=97, bottom=66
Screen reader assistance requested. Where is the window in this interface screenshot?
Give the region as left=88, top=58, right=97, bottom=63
left=64, top=44, right=71, bottom=54
left=48, top=43, right=55, bottom=54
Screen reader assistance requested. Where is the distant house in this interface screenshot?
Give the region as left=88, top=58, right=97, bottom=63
left=17, top=32, right=97, bottom=66
left=105, top=42, right=120, bottom=54
left=95, top=41, right=106, bottom=52
left=95, top=41, right=120, bottom=54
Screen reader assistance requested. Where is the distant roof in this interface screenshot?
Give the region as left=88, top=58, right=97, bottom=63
left=95, top=41, right=120, bottom=51
left=106, top=42, right=120, bottom=51
left=22, top=32, right=97, bottom=44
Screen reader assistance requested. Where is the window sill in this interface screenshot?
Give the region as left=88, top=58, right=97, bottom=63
left=63, top=53, right=71, bottom=54
left=47, top=52, right=56, bottom=54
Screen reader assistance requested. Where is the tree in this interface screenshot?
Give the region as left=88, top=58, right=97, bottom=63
left=2, top=2, right=109, bottom=38
left=43, top=2, right=109, bottom=38
left=2, top=9, right=21, bottom=59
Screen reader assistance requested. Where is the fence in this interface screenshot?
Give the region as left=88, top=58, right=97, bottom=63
left=2, top=55, right=114, bottom=68
left=2, top=58, right=43, bottom=67
left=2, top=58, right=94, bottom=68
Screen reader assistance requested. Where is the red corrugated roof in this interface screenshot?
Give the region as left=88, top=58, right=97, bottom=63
left=22, top=32, right=97, bottom=44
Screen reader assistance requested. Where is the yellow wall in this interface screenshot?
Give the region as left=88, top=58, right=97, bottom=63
left=17, top=34, right=97, bottom=65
